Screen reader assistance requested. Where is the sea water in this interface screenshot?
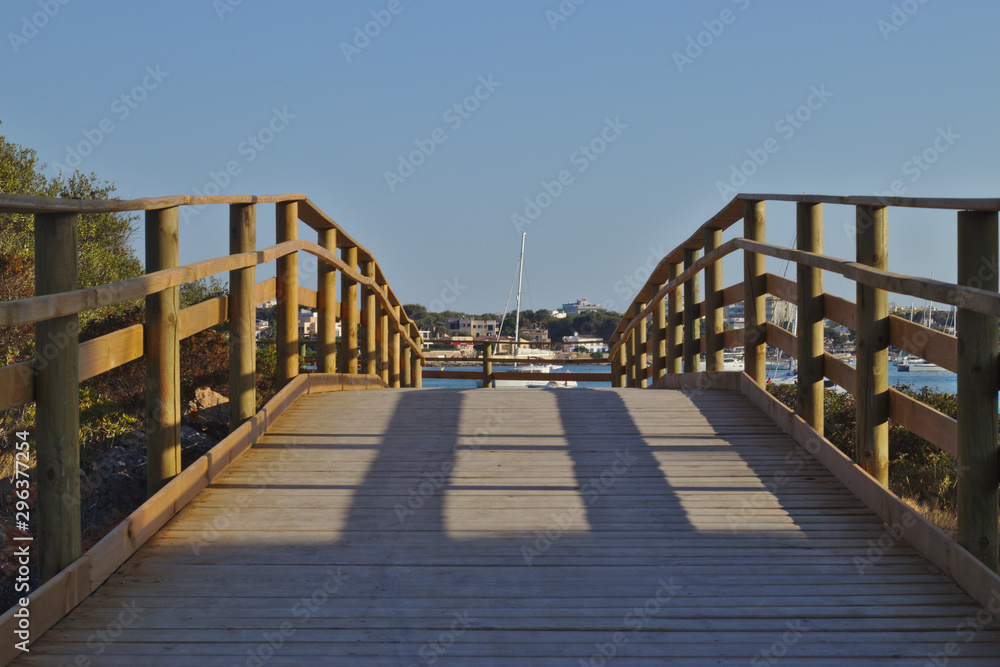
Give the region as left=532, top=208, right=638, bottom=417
left=423, top=363, right=970, bottom=396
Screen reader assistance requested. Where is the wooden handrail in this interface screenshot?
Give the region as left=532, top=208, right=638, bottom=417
left=0, top=192, right=306, bottom=214
left=0, top=239, right=424, bottom=359
left=0, top=192, right=428, bottom=582
left=611, top=235, right=1000, bottom=354
left=610, top=192, right=999, bottom=572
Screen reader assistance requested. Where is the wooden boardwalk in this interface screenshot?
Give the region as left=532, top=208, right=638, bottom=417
left=16, top=387, right=1000, bottom=665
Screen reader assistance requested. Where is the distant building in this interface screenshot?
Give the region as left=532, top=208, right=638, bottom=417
left=520, top=327, right=550, bottom=343
left=562, top=298, right=601, bottom=316
left=299, top=311, right=341, bottom=338
left=446, top=316, right=498, bottom=336
left=550, top=309, right=567, bottom=319
left=299, top=311, right=318, bottom=337
left=724, top=296, right=778, bottom=329
left=562, top=334, right=608, bottom=354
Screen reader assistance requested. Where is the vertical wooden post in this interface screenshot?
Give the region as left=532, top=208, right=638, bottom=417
left=34, top=212, right=80, bottom=583
left=339, top=246, right=359, bottom=374
left=635, top=302, right=647, bottom=388
left=378, top=299, right=390, bottom=384
left=744, top=201, right=766, bottom=384
left=651, top=282, right=666, bottom=381
left=704, top=228, right=724, bottom=372
left=957, top=210, right=999, bottom=571
left=391, top=305, right=401, bottom=388
left=855, top=205, right=889, bottom=486
left=276, top=202, right=298, bottom=387
left=667, top=263, right=683, bottom=374
left=483, top=341, right=494, bottom=388
left=611, top=342, right=624, bottom=388
left=362, top=261, right=377, bottom=377
left=796, top=203, right=824, bottom=433
left=626, top=331, right=636, bottom=387
left=682, top=249, right=700, bottom=373
left=411, top=350, right=422, bottom=388
left=402, top=346, right=413, bottom=387
left=317, top=228, right=337, bottom=373
left=145, top=207, right=181, bottom=496
left=229, top=204, right=256, bottom=432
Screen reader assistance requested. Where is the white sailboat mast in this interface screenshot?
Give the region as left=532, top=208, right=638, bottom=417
left=513, top=232, right=526, bottom=362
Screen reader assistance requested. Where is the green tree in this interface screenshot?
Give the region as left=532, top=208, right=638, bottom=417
left=180, top=276, right=228, bottom=309
left=0, top=132, right=143, bottom=339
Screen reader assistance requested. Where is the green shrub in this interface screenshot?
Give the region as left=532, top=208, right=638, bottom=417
left=766, top=382, right=960, bottom=508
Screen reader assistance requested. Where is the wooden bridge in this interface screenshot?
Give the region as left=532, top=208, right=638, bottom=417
left=1, top=193, right=1000, bottom=664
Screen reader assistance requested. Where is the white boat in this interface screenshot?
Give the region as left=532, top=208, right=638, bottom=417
left=896, top=354, right=945, bottom=372
left=493, top=363, right=577, bottom=388
left=698, top=351, right=744, bottom=372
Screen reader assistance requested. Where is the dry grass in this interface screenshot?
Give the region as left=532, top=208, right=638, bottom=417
left=902, top=495, right=958, bottom=540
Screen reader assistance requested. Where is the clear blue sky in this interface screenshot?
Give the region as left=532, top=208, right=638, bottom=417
left=2, top=0, right=997, bottom=314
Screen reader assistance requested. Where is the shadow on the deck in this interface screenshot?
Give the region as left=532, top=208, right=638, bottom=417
left=21, top=387, right=1000, bottom=665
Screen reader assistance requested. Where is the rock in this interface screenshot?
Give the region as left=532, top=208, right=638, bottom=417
left=183, top=387, right=230, bottom=439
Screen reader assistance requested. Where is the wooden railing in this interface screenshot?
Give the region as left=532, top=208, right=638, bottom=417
left=609, top=193, right=1000, bottom=572
left=0, top=193, right=424, bottom=583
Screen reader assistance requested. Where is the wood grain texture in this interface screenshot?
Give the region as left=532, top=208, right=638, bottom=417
left=228, top=204, right=256, bottom=432
left=956, top=210, right=999, bottom=571
left=275, top=201, right=299, bottom=387
left=144, top=206, right=181, bottom=495
left=738, top=372, right=1000, bottom=622
left=855, top=205, right=889, bottom=486
left=744, top=200, right=766, bottom=384
left=12, top=385, right=1000, bottom=664
left=682, top=249, right=700, bottom=373
left=33, top=212, right=81, bottom=583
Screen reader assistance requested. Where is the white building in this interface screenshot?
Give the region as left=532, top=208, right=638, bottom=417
left=562, top=298, right=601, bottom=316
left=562, top=334, right=608, bottom=354
left=446, top=316, right=498, bottom=336
left=299, top=311, right=341, bottom=338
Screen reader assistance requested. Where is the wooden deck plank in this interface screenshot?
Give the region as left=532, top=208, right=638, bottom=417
left=14, top=387, right=1000, bottom=665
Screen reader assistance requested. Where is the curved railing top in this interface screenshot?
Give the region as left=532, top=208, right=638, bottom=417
left=0, top=191, right=423, bottom=345
left=610, top=193, right=1000, bottom=349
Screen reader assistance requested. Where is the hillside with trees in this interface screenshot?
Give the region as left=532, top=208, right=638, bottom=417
left=403, top=303, right=622, bottom=341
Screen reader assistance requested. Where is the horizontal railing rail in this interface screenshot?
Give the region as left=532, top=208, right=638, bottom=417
left=0, top=192, right=425, bottom=584
left=608, top=193, right=1000, bottom=573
